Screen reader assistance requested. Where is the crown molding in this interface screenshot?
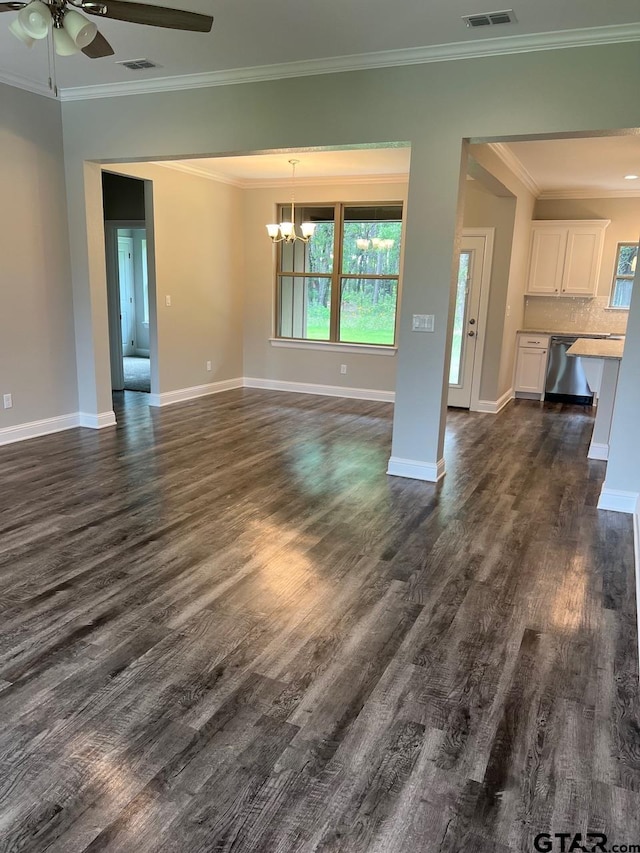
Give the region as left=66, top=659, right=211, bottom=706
left=0, top=68, right=55, bottom=99
left=152, top=160, right=409, bottom=188
left=538, top=187, right=640, bottom=199
left=57, top=22, right=640, bottom=102
left=487, top=142, right=540, bottom=196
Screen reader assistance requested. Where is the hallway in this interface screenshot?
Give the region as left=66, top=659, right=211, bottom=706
left=0, top=392, right=637, bottom=851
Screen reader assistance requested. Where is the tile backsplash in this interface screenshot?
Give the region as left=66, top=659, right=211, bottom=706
left=523, top=296, right=628, bottom=334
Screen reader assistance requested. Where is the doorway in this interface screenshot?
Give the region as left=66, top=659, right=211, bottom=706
left=448, top=229, right=494, bottom=409
left=106, top=223, right=151, bottom=393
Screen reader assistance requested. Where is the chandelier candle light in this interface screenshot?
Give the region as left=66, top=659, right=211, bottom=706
left=266, top=160, right=316, bottom=244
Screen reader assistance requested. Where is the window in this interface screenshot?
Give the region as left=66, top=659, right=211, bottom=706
left=609, top=242, right=638, bottom=309
left=276, top=202, right=403, bottom=346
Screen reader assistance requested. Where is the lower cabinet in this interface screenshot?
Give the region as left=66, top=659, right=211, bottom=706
left=514, top=334, right=549, bottom=399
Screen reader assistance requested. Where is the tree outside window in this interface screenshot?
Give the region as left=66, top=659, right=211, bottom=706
left=609, top=242, right=638, bottom=309
left=276, top=203, right=403, bottom=345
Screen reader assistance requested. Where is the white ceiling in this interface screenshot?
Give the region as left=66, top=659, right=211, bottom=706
left=0, top=0, right=639, bottom=97
left=160, top=137, right=640, bottom=198
left=166, top=148, right=412, bottom=185
left=504, top=135, right=640, bottom=197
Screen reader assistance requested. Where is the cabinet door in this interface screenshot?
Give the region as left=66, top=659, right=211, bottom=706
left=561, top=227, right=603, bottom=296
left=515, top=347, right=548, bottom=394
left=527, top=228, right=567, bottom=295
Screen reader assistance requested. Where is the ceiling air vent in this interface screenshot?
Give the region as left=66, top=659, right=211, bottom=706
left=462, top=9, right=517, bottom=28
left=117, top=59, right=160, bottom=71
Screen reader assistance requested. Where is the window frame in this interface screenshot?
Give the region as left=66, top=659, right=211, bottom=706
left=608, top=241, right=638, bottom=310
left=274, top=200, right=404, bottom=347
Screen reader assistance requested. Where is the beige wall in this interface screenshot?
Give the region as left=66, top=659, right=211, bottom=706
left=523, top=196, right=640, bottom=334
left=467, top=144, right=537, bottom=400
left=103, top=163, right=244, bottom=394
left=242, top=180, right=407, bottom=393
left=0, top=83, right=76, bottom=432
left=462, top=181, right=516, bottom=401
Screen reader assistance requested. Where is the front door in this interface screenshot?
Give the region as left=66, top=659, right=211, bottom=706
left=448, top=235, right=486, bottom=408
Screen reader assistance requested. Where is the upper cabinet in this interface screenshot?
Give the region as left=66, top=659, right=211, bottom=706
left=526, top=220, right=610, bottom=298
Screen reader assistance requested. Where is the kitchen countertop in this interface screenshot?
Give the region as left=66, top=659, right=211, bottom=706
left=566, top=338, right=625, bottom=360
left=518, top=329, right=616, bottom=338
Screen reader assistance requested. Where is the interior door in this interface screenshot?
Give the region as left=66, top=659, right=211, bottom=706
left=448, top=235, right=486, bottom=408
left=118, top=236, right=136, bottom=356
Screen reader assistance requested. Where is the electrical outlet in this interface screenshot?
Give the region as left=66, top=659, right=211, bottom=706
left=165, top=295, right=172, bottom=307
left=206, top=361, right=212, bottom=371
left=340, top=364, right=347, bottom=375
left=3, top=393, right=12, bottom=409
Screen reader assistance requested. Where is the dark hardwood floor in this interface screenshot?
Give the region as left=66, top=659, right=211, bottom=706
left=0, top=390, right=638, bottom=852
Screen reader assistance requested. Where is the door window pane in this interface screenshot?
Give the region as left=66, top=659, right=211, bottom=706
left=339, top=278, right=397, bottom=345
left=278, top=276, right=331, bottom=340
left=449, top=252, right=471, bottom=386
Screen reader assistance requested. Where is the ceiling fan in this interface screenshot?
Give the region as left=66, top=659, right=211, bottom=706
left=0, top=0, right=213, bottom=58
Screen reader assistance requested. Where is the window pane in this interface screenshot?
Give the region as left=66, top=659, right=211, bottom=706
left=342, top=219, right=402, bottom=276
left=617, top=244, right=638, bottom=276
left=611, top=277, right=633, bottom=309
left=339, top=278, right=397, bottom=345
left=449, top=252, right=471, bottom=386
left=278, top=276, right=331, bottom=340
left=279, top=206, right=334, bottom=275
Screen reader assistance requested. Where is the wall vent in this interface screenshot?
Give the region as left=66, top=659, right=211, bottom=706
left=117, top=59, right=160, bottom=71
left=462, top=9, right=517, bottom=28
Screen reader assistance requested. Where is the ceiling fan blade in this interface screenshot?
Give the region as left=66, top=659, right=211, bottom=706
left=0, top=2, right=26, bottom=11
left=82, top=30, right=115, bottom=58
left=82, top=1, right=213, bottom=32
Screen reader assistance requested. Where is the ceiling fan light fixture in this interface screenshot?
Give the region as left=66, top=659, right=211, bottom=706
left=53, top=24, right=80, bottom=54
left=63, top=8, right=97, bottom=47
left=9, top=17, right=34, bottom=46
left=18, top=0, right=51, bottom=39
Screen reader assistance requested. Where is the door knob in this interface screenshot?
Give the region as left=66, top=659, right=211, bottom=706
left=468, top=331, right=476, bottom=337
left=469, top=318, right=476, bottom=325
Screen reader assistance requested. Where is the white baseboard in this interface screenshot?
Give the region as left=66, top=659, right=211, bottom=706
left=0, top=413, right=81, bottom=446
left=588, top=442, right=609, bottom=461
left=148, top=377, right=244, bottom=407
left=78, top=411, right=117, bottom=429
left=597, top=487, right=640, bottom=514
left=473, top=388, right=514, bottom=414
left=387, top=455, right=445, bottom=482
left=243, top=377, right=395, bottom=403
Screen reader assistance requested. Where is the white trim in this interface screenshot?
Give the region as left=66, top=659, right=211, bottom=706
left=244, top=377, right=395, bottom=402
left=487, top=143, right=540, bottom=197
left=538, top=188, right=640, bottom=200
left=269, top=339, right=397, bottom=356
left=152, top=162, right=408, bottom=189
left=634, top=512, right=640, bottom=682
left=597, top=487, right=640, bottom=514
left=473, top=388, right=514, bottom=414
left=387, top=456, right=445, bottom=482
left=78, top=411, right=117, bottom=429
left=0, top=413, right=80, bottom=446
left=588, top=441, right=609, bottom=461
left=58, top=22, right=640, bottom=102
left=0, top=69, right=55, bottom=99
left=148, top=377, right=244, bottom=407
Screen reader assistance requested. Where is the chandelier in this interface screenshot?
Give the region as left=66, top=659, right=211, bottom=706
left=7, top=0, right=98, bottom=56
left=266, top=160, right=317, bottom=244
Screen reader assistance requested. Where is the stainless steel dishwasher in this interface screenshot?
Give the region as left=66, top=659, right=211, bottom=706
left=544, top=335, right=594, bottom=404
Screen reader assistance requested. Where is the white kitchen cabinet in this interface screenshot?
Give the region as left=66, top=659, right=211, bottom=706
left=526, top=220, right=609, bottom=298
left=514, top=333, right=549, bottom=399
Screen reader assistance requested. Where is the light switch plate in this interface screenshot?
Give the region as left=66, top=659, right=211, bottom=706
left=412, top=314, right=435, bottom=332
left=165, top=295, right=172, bottom=307
left=3, top=393, right=12, bottom=409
